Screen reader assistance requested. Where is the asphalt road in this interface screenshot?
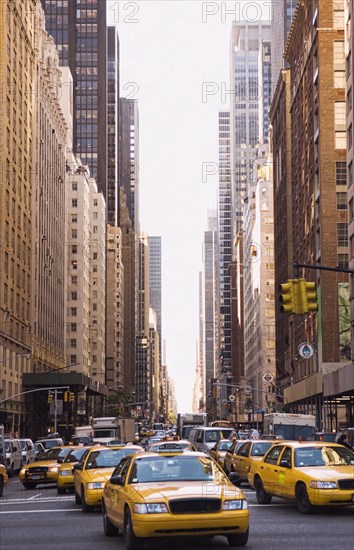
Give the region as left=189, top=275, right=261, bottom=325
left=1, top=478, right=353, bottom=549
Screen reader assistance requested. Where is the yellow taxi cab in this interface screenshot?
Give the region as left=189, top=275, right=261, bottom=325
left=210, top=439, right=234, bottom=469
left=224, top=440, right=252, bottom=474
left=102, top=451, right=249, bottom=549
left=248, top=441, right=354, bottom=513
left=19, top=446, right=75, bottom=489
left=232, top=440, right=276, bottom=482
left=57, top=446, right=91, bottom=494
left=0, top=463, right=9, bottom=497
left=74, top=445, right=143, bottom=512
left=147, top=440, right=197, bottom=455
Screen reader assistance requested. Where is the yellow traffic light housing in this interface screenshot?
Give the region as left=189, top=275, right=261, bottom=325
left=279, top=280, right=296, bottom=313
left=69, top=392, right=74, bottom=402
left=299, top=278, right=318, bottom=313
left=47, top=391, right=53, bottom=404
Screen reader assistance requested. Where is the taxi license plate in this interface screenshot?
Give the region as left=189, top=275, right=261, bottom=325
left=31, top=475, right=41, bottom=480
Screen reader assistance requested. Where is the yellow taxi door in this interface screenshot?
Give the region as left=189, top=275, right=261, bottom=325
left=259, top=445, right=285, bottom=495
left=234, top=442, right=251, bottom=480
left=109, top=457, right=133, bottom=528
left=277, top=446, right=295, bottom=498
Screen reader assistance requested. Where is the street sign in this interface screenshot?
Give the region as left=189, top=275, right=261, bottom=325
left=228, top=394, right=236, bottom=402
left=263, top=372, right=274, bottom=383
left=222, top=399, right=228, bottom=405
left=298, top=342, right=314, bottom=359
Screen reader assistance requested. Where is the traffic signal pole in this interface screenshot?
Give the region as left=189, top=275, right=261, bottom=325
left=294, top=262, right=354, bottom=275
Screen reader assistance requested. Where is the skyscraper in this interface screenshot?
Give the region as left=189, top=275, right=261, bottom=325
left=120, top=98, right=140, bottom=231
left=107, top=26, right=120, bottom=225
left=229, top=22, right=271, bottom=236
left=271, top=0, right=297, bottom=97
left=148, top=236, right=162, bottom=353
left=217, top=111, right=232, bottom=376
left=41, top=0, right=108, bottom=197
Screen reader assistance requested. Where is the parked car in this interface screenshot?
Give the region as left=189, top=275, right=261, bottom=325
left=4, top=438, right=22, bottom=476
left=35, top=437, right=64, bottom=450
left=34, top=441, right=46, bottom=458
left=19, top=439, right=36, bottom=465
left=188, top=426, right=235, bottom=454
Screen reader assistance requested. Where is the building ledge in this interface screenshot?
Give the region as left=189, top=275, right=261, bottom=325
left=284, top=372, right=322, bottom=404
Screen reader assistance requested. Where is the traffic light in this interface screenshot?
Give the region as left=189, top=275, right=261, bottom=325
left=47, top=391, right=53, bottom=404
left=279, top=279, right=296, bottom=313
left=69, top=392, right=74, bottom=402
left=299, top=278, right=318, bottom=313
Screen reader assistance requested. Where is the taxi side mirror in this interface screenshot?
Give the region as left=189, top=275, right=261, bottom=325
left=228, top=472, right=242, bottom=487
left=110, top=474, right=124, bottom=486
left=279, top=459, right=291, bottom=468
left=212, top=444, right=218, bottom=451
left=57, top=457, right=64, bottom=464
left=73, top=463, right=83, bottom=471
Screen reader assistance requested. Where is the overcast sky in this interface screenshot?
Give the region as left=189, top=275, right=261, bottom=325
left=107, top=1, right=270, bottom=413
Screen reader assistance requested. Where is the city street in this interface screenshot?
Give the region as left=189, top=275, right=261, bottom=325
left=1, top=478, right=353, bottom=550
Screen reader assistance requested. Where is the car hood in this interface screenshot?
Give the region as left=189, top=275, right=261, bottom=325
left=27, top=460, right=59, bottom=469
left=133, top=481, right=244, bottom=501
left=84, top=468, right=115, bottom=481
left=299, top=465, right=354, bottom=480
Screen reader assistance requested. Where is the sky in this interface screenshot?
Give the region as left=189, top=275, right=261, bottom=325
left=107, top=0, right=271, bottom=413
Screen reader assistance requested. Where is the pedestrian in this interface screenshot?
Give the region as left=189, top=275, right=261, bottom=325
left=337, top=434, right=353, bottom=451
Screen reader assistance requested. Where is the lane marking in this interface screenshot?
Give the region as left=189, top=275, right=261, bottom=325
left=0, top=509, right=80, bottom=514
left=0, top=498, right=75, bottom=505
left=27, top=493, right=43, bottom=500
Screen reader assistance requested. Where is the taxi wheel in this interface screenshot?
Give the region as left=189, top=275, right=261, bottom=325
left=57, top=487, right=66, bottom=495
left=22, top=482, right=37, bottom=489
left=81, top=486, right=94, bottom=513
left=0, top=477, right=4, bottom=497
left=296, top=484, right=314, bottom=514
left=74, top=490, right=81, bottom=505
left=124, top=508, right=144, bottom=549
left=255, top=477, right=272, bottom=504
left=103, top=502, right=119, bottom=537
left=227, top=529, right=249, bottom=547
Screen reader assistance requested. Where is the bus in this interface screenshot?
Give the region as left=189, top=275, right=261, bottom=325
left=263, top=413, right=316, bottom=440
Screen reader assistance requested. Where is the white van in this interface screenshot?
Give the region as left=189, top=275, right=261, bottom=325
left=19, top=439, right=36, bottom=465
left=4, top=439, right=22, bottom=476
left=188, top=427, right=235, bottom=454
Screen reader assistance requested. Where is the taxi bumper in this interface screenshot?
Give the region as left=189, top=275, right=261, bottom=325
left=309, top=488, right=354, bottom=506
left=132, top=510, right=249, bottom=538
left=85, top=487, right=104, bottom=505
left=19, top=471, right=58, bottom=484
left=57, top=472, right=74, bottom=488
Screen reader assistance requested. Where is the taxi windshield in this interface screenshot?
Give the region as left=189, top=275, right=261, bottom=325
left=251, top=442, right=272, bottom=456
left=86, top=448, right=137, bottom=469
left=294, top=446, right=354, bottom=467
left=63, top=448, right=88, bottom=463
left=219, top=441, right=233, bottom=451
left=41, top=447, right=67, bottom=461
left=129, top=456, right=226, bottom=483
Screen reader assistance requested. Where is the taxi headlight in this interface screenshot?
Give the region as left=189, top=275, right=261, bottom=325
left=133, top=503, right=168, bottom=514
left=87, top=482, right=104, bottom=489
left=309, top=481, right=337, bottom=489
left=59, top=470, right=71, bottom=476
left=223, top=499, right=248, bottom=510
left=48, top=466, right=59, bottom=473
left=20, top=469, right=27, bottom=476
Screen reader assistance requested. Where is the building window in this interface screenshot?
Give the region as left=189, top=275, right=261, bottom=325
left=71, top=245, right=78, bottom=254
left=337, top=253, right=348, bottom=268
left=71, top=260, right=77, bottom=270
left=71, top=276, right=78, bottom=285
left=70, top=339, right=77, bottom=348
left=72, top=183, right=77, bottom=191
left=72, top=229, right=78, bottom=239
left=92, top=225, right=98, bottom=234
left=71, top=215, right=77, bottom=223
left=72, top=199, right=78, bottom=207
left=348, top=124, right=353, bottom=151
left=335, top=131, right=346, bottom=149
left=92, top=303, right=97, bottom=311
left=337, top=223, right=348, bottom=247
left=337, top=192, right=347, bottom=209
left=71, top=291, right=77, bottom=300
left=336, top=162, right=347, bottom=184
left=70, top=355, right=77, bottom=364
left=70, top=307, right=77, bottom=316
left=93, top=199, right=98, bottom=206
left=70, top=323, right=77, bottom=332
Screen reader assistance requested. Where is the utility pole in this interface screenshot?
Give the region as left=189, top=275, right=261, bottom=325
left=54, top=389, right=58, bottom=433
